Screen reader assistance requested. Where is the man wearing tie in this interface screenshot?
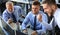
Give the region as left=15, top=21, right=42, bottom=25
left=41, top=0, right=60, bottom=35
left=22, top=1, right=48, bottom=35
left=2, top=1, right=26, bottom=35
left=2, top=1, right=24, bottom=23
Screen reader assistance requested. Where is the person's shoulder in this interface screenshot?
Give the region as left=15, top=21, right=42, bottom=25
left=54, top=8, right=60, bottom=17
left=26, top=11, right=32, bottom=16
left=27, top=11, right=32, bottom=15
left=3, top=9, right=7, bottom=14
left=56, top=8, right=60, bottom=13
left=58, top=8, right=60, bottom=11
left=14, top=6, right=21, bottom=9
left=58, top=8, right=60, bottom=14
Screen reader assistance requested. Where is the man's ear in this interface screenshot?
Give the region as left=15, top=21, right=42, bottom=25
left=51, top=5, right=55, bottom=10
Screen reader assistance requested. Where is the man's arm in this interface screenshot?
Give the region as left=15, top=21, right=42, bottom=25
left=42, top=22, right=53, bottom=30
left=2, top=12, right=9, bottom=22
left=22, top=13, right=30, bottom=30
left=16, top=6, right=25, bottom=23
left=18, top=6, right=25, bottom=17
left=37, top=14, right=53, bottom=30
left=2, top=11, right=13, bottom=24
left=36, top=24, right=46, bottom=35
left=42, top=13, right=48, bottom=23
left=21, top=14, right=30, bottom=34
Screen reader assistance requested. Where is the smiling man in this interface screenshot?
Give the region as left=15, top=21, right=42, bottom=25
left=22, top=1, right=48, bottom=35
left=42, top=0, right=60, bottom=35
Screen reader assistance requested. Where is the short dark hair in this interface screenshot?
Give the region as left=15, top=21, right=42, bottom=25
left=32, top=1, right=40, bottom=6
left=42, top=0, right=56, bottom=5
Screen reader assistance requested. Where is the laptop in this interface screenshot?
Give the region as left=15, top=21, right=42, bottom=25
left=0, top=16, right=26, bottom=35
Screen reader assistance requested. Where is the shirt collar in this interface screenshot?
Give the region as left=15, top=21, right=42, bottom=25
left=32, top=11, right=40, bottom=16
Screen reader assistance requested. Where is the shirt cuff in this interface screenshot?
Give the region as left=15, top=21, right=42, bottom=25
left=36, top=30, right=46, bottom=34
left=22, top=26, right=26, bottom=30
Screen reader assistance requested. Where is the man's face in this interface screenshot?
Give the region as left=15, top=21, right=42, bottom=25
left=32, top=5, right=40, bottom=14
left=42, top=4, right=52, bottom=14
left=6, top=4, right=13, bottom=12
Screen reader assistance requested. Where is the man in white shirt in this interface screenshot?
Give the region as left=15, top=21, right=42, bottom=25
left=38, top=0, right=60, bottom=35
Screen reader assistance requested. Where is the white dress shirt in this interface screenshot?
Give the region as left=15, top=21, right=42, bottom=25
left=41, top=8, right=60, bottom=30
left=41, top=18, right=53, bottom=30
left=54, top=8, right=60, bottom=28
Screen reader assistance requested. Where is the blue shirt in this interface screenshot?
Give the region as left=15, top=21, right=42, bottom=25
left=2, top=6, right=24, bottom=23
left=22, top=11, right=48, bottom=34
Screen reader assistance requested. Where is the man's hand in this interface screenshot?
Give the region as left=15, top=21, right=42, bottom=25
left=23, top=30, right=27, bottom=34
left=37, top=14, right=42, bottom=22
left=31, top=31, right=37, bottom=35
left=8, top=18, right=13, bottom=24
